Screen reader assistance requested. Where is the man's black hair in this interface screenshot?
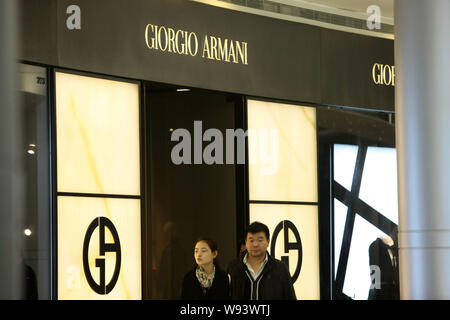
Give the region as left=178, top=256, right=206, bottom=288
left=246, top=221, right=270, bottom=240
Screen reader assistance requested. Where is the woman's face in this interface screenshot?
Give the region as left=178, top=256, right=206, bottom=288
left=194, top=241, right=217, bottom=267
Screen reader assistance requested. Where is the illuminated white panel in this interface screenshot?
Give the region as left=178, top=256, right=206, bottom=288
left=343, top=215, right=387, bottom=300
left=333, top=144, right=358, bottom=191
left=58, top=196, right=141, bottom=300
left=247, top=100, right=317, bottom=202
left=334, top=199, right=347, bottom=277
left=250, top=203, right=320, bottom=300
left=55, top=72, right=140, bottom=195
left=359, top=146, right=398, bottom=224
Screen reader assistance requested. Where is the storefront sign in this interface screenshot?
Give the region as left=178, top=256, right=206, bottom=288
left=145, top=23, right=248, bottom=65
left=20, top=0, right=394, bottom=113
left=321, top=29, right=394, bottom=110
left=372, top=63, right=395, bottom=86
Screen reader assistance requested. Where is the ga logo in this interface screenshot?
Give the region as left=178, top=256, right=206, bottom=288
left=271, top=220, right=302, bottom=282
left=82, top=217, right=121, bottom=294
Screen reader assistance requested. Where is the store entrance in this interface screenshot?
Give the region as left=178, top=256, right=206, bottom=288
left=143, top=83, right=244, bottom=299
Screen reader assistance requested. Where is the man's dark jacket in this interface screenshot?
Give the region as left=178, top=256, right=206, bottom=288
left=229, top=251, right=296, bottom=300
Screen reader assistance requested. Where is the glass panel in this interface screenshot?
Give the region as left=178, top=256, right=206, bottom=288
left=333, top=199, right=347, bottom=277
left=57, top=196, right=141, bottom=300
left=359, top=146, right=398, bottom=224
left=248, top=100, right=317, bottom=202
left=319, top=107, right=397, bottom=300
left=250, top=203, right=320, bottom=300
left=55, top=72, right=140, bottom=195
left=343, top=214, right=387, bottom=300
left=333, top=144, right=358, bottom=191
left=19, top=63, right=50, bottom=299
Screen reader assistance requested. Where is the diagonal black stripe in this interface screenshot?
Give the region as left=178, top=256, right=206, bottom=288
left=335, top=145, right=367, bottom=293
left=334, top=181, right=397, bottom=239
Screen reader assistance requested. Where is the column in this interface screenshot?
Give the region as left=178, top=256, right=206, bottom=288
left=0, top=0, right=24, bottom=299
left=395, top=0, right=450, bottom=299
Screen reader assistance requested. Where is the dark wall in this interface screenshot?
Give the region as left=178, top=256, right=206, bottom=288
left=19, top=0, right=58, bottom=65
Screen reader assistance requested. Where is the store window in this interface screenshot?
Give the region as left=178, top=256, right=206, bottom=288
left=19, top=63, right=51, bottom=299
left=334, top=144, right=398, bottom=300
left=317, top=107, right=398, bottom=300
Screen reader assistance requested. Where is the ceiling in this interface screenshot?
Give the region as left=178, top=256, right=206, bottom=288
left=192, top=0, right=394, bottom=38
left=287, top=0, right=394, bottom=22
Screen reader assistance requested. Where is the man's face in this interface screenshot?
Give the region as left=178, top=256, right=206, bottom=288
left=246, top=232, right=269, bottom=258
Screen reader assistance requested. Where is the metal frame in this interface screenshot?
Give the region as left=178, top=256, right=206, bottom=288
left=48, top=66, right=58, bottom=300
left=141, top=81, right=151, bottom=300
left=234, top=95, right=249, bottom=256
left=317, top=121, right=333, bottom=300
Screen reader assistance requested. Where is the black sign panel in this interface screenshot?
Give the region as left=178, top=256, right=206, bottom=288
left=53, top=0, right=321, bottom=104
left=320, top=29, right=395, bottom=111
left=19, top=0, right=58, bottom=65
left=19, top=0, right=394, bottom=111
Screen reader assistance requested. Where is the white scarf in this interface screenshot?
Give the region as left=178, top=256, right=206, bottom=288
left=195, top=265, right=215, bottom=293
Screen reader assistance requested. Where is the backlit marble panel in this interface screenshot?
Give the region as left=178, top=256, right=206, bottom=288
left=248, top=100, right=317, bottom=202
left=55, top=72, right=140, bottom=195
left=58, top=196, right=141, bottom=300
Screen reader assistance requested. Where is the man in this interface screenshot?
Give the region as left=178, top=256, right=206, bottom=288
left=229, top=221, right=296, bottom=300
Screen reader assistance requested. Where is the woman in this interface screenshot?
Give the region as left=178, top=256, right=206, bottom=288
left=180, top=237, right=230, bottom=300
